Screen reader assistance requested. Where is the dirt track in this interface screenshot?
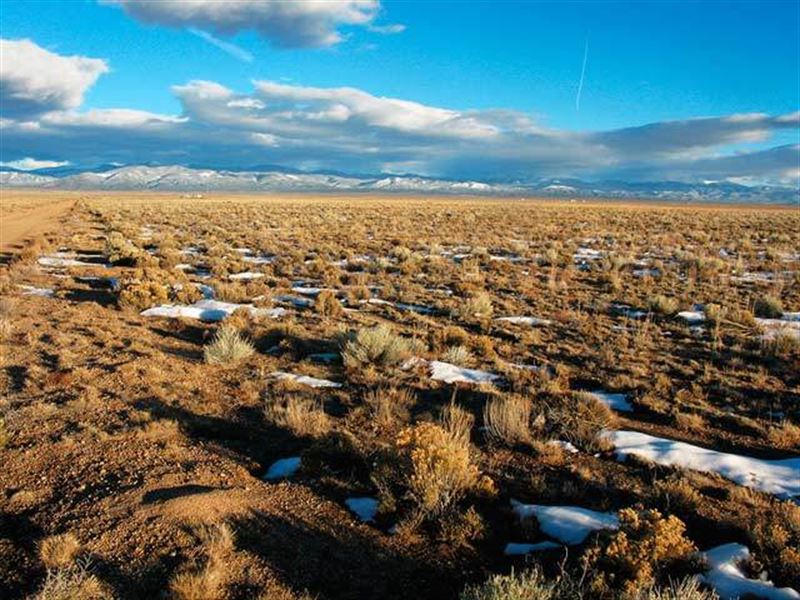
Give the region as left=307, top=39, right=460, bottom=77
left=0, top=199, right=74, bottom=252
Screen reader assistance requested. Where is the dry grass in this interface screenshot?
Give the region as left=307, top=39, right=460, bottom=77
left=483, top=395, right=532, bottom=447
left=203, top=326, right=255, bottom=365
left=39, top=534, right=82, bottom=570
left=342, top=324, right=414, bottom=370
left=168, top=523, right=234, bottom=600
left=265, top=395, right=331, bottom=437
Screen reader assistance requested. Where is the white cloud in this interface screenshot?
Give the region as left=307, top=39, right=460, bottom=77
left=0, top=157, right=70, bottom=170
left=367, top=23, right=406, bottom=34
left=0, top=39, right=109, bottom=118
left=103, top=0, right=380, bottom=48
left=0, top=45, right=796, bottom=186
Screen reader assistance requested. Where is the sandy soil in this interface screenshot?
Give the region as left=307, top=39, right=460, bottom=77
left=0, top=199, right=74, bottom=253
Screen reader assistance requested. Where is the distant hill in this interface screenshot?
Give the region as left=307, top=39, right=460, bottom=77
left=1, top=164, right=797, bottom=204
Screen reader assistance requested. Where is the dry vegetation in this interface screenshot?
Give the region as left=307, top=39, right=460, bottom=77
left=0, top=190, right=798, bottom=599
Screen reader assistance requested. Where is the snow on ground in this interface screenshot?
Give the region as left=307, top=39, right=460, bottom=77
left=496, top=316, right=552, bottom=326
left=229, top=271, right=265, bottom=281
left=504, top=541, right=561, bottom=555
left=345, top=497, right=379, bottom=522
left=699, top=543, right=800, bottom=600
left=511, top=500, right=619, bottom=545
left=677, top=310, right=705, bottom=325
left=243, top=254, right=277, bottom=265
left=548, top=440, right=579, bottom=454
left=429, top=360, right=500, bottom=385
left=38, top=253, right=108, bottom=268
left=291, top=286, right=326, bottom=296
left=587, top=390, right=633, bottom=412
left=610, top=430, right=800, bottom=499
left=275, top=294, right=314, bottom=308
left=18, top=285, right=55, bottom=297
left=632, top=268, right=660, bottom=277
left=270, top=371, right=342, bottom=388
left=141, top=299, right=286, bottom=322
left=263, top=457, right=301, bottom=480
left=611, top=304, right=647, bottom=320
left=757, top=316, right=800, bottom=341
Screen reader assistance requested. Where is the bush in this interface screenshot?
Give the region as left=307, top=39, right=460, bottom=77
left=315, top=290, right=343, bottom=318
left=460, top=567, right=576, bottom=600
left=459, top=292, right=494, bottom=322
left=583, top=508, right=697, bottom=595
left=364, top=387, right=415, bottom=428
left=203, top=326, right=255, bottom=365
left=547, top=392, right=616, bottom=453
left=442, top=345, right=474, bottom=367
left=0, top=416, right=7, bottom=449
left=754, top=294, right=784, bottom=319
left=264, top=396, right=330, bottom=437
left=394, top=422, right=481, bottom=518
left=342, top=324, right=413, bottom=370
left=647, top=295, right=679, bottom=316
left=483, top=395, right=532, bottom=447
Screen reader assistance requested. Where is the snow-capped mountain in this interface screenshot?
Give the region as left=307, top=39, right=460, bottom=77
left=0, top=164, right=796, bottom=204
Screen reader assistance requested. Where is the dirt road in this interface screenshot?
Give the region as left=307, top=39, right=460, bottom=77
left=0, top=199, right=74, bottom=252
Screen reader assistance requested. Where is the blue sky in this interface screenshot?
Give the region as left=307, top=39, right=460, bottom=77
left=1, top=0, right=798, bottom=184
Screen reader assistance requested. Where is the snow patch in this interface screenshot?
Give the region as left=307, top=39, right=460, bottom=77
left=141, top=299, right=286, bottom=322
left=429, top=360, right=500, bottom=385
left=511, top=500, right=619, bottom=545
left=263, top=457, right=301, bottom=480
left=587, top=390, right=633, bottom=413
left=610, top=430, right=800, bottom=499
left=270, top=371, right=342, bottom=388
left=496, top=316, right=552, bottom=326
left=699, top=543, right=799, bottom=600
left=18, top=285, right=54, bottom=297
left=345, top=497, right=379, bottom=522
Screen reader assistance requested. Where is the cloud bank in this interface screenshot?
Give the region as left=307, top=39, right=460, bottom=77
left=103, top=0, right=381, bottom=48
left=1, top=39, right=797, bottom=186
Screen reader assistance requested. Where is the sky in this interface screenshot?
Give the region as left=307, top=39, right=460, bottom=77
left=1, top=0, right=798, bottom=186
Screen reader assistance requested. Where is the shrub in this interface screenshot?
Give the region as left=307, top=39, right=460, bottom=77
left=460, top=567, right=576, bottom=600
left=766, top=420, right=800, bottom=449
left=647, top=295, right=679, bottom=316
left=442, top=345, right=474, bottom=367
left=483, top=395, right=532, bottom=447
left=440, top=401, right=475, bottom=446
left=169, top=524, right=233, bottom=600
left=0, top=416, right=7, bottom=449
left=762, top=330, right=800, bottom=359
left=364, top=387, right=415, bottom=428
left=33, top=563, right=113, bottom=600
left=203, top=326, right=255, bottom=365
left=265, top=396, right=330, bottom=437
left=39, top=534, right=82, bottom=570
left=633, top=578, right=717, bottom=600
left=654, top=476, right=702, bottom=514
left=394, top=422, right=481, bottom=518
left=342, top=324, right=413, bottom=370
left=0, top=298, right=13, bottom=341
left=754, top=294, right=784, bottom=319
left=315, top=290, right=343, bottom=318
left=459, top=292, right=494, bottom=322
left=547, top=392, right=616, bottom=453
left=584, top=508, right=697, bottom=595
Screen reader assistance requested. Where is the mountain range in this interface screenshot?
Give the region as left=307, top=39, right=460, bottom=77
left=1, top=164, right=797, bottom=204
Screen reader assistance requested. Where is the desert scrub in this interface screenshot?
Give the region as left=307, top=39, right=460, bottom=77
left=546, top=391, right=616, bottom=453
left=364, top=387, right=415, bottom=428
left=458, top=292, right=494, bottom=323
left=583, top=508, right=697, bottom=596
left=315, top=289, right=343, bottom=318
left=342, top=324, right=414, bottom=370
left=34, top=533, right=113, bottom=600
left=264, top=395, right=330, bottom=437
left=168, top=523, right=234, bottom=600
left=459, top=566, right=578, bottom=600
left=442, top=344, right=474, bottom=367
left=117, top=268, right=200, bottom=311
left=203, top=326, right=255, bottom=365
left=647, top=294, right=679, bottom=316
left=393, top=422, right=487, bottom=518
left=754, top=294, right=784, bottom=318
left=483, top=395, right=533, bottom=447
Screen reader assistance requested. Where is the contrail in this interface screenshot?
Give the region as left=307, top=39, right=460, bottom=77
left=576, top=37, right=589, bottom=112
left=189, top=28, right=254, bottom=63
